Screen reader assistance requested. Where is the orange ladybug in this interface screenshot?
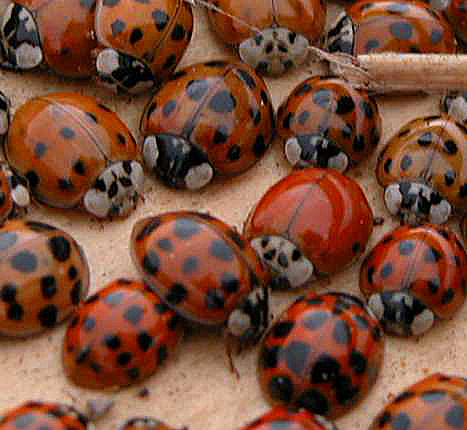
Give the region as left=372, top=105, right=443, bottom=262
left=63, top=279, right=183, bottom=389
left=376, top=114, right=467, bottom=225
left=140, top=61, right=275, bottom=189
left=276, top=76, right=381, bottom=171
left=360, top=224, right=467, bottom=336
left=206, top=0, right=326, bottom=76
left=243, top=168, right=374, bottom=289
left=0, top=220, right=89, bottom=337
left=0, top=0, right=193, bottom=93
left=4, top=93, right=144, bottom=218
left=326, top=0, right=456, bottom=56
left=259, top=292, right=384, bottom=418
left=0, top=401, right=93, bottom=430
left=131, top=211, right=270, bottom=345
left=369, top=373, right=467, bottom=429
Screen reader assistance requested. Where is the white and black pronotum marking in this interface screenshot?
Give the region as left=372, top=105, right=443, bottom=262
left=83, top=160, right=144, bottom=218
left=251, top=235, right=314, bottom=289
left=239, top=28, right=309, bottom=76
left=1, top=163, right=30, bottom=211
left=96, top=48, right=155, bottom=94
left=285, top=134, right=349, bottom=171
left=227, top=283, right=269, bottom=344
left=0, top=3, right=43, bottom=69
left=368, top=291, right=434, bottom=336
left=384, top=181, right=452, bottom=225
left=441, top=92, right=467, bottom=124
left=325, top=12, right=355, bottom=55
left=142, top=134, right=214, bottom=190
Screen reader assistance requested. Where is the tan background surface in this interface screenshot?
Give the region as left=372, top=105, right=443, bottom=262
left=0, top=3, right=464, bottom=429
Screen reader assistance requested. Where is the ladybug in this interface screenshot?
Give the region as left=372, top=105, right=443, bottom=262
left=205, top=0, right=326, bottom=76
left=63, top=278, right=183, bottom=389
left=276, top=76, right=381, bottom=171
left=0, top=0, right=193, bottom=93
left=325, top=0, right=457, bottom=56
left=140, top=60, right=275, bottom=190
left=241, top=407, right=338, bottom=430
left=429, top=0, right=467, bottom=45
left=243, top=168, right=374, bottom=289
left=130, top=211, right=270, bottom=345
left=369, top=373, right=467, bottom=429
left=0, top=401, right=92, bottom=430
left=259, top=292, right=384, bottom=419
left=376, top=114, right=467, bottom=225
left=4, top=92, right=144, bottom=218
left=360, top=224, right=467, bottom=336
left=0, top=162, right=30, bottom=223
left=119, top=418, right=180, bottom=430
left=0, top=219, right=89, bottom=337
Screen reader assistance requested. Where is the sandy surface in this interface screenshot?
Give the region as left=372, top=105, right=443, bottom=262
left=0, top=3, right=465, bottom=430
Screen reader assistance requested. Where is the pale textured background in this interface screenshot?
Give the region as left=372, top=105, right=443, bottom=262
left=0, top=3, right=465, bottom=430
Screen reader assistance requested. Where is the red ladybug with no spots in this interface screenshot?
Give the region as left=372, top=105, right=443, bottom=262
left=140, top=61, right=275, bottom=190
left=206, top=0, right=326, bottom=76
left=0, top=0, right=193, bottom=93
left=360, top=224, right=467, bottom=336
left=4, top=93, right=144, bottom=218
left=276, top=76, right=381, bottom=171
left=369, top=373, right=467, bottom=429
left=258, top=292, right=384, bottom=418
left=243, top=168, right=374, bottom=289
left=63, top=278, right=183, bottom=389
left=131, top=211, right=270, bottom=345
left=326, top=0, right=456, bottom=56
left=0, top=219, right=89, bottom=337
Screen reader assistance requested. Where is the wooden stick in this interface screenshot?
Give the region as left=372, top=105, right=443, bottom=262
left=312, top=50, right=467, bottom=93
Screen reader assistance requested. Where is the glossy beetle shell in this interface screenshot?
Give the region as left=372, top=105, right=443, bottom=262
left=369, top=373, right=467, bottom=429
left=0, top=219, right=89, bottom=337
left=63, top=279, right=183, bottom=389
left=243, top=168, right=373, bottom=288
left=0, top=401, right=91, bottom=430
left=326, top=0, right=456, bottom=55
left=131, top=211, right=268, bottom=326
left=140, top=61, right=275, bottom=189
left=259, top=292, right=384, bottom=418
left=376, top=114, right=467, bottom=223
left=4, top=92, right=143, bottom=217
left=360, top=224, right=467, bottom=336
left=206, top=0, right=326, bottom=75
left=276, top=76, right=381, bottom=170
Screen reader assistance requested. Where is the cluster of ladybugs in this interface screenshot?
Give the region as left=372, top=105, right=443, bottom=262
left=1, top=0, right=467, bottom=428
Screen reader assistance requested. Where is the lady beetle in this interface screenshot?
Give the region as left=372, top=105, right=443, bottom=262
left=369, top=373, right=467, bottom=429
left=360, top=224, right=467, bottom=336
left=205, top=0, right=326, bottom=76
left=326, top=0, right=456, bottom=56
left=0, top=0, right=193, bottom=93
left=140, top=61, right=275, bottom=190
left=276, top=76, right=381, bottom=171
left=119, top=417, right=180, bottom=430
left=63, top=278, right=182, bottom=389
left=243, top=168, right=374, bottom=289
left=130, top=211, right=270, bottom=345
left=0, top=401, right=92, bottom=430
left=4, top=92, right=144, bottom=218
left=430, top=0, right=467, bottom=45
left=259, top=292, right=384, bottom=418
left=0, top=219, right=89, bottom=337
left=376, top=114, right=467, bottom=225
left=241, top=407, right=338, bottom=430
